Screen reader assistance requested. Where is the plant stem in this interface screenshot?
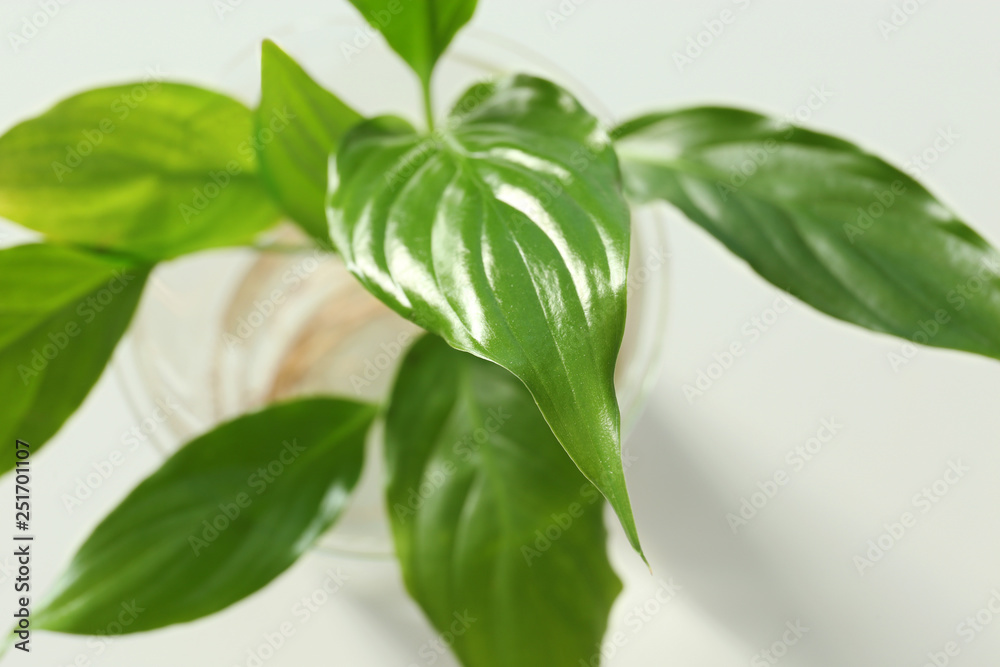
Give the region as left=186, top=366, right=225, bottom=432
left=422, top=77, right=435, bottom=132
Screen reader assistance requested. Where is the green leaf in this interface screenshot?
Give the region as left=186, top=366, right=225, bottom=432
left=36, top=398, right=375, bottom=634
left=257, top=39, right=364, bottom=245
left=0, top=83, right=281, bottom=261
left=0, top=244, right=149, bottom=473
left=345, top=0, right=477, bottom=87
left=385, top=335, right=622, bottom=667
left=614, top=108, right=1000, bottom=361
left=328, top=74, right=642, bottom=554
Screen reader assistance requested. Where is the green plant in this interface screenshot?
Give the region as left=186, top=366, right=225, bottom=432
left=1, top=0, right=998, bottom=664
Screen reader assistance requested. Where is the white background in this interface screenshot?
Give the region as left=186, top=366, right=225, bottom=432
left=2, top=0, right=1000, bottom=665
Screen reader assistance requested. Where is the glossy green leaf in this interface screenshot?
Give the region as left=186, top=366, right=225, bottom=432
left=257, top=39, right=364, bottom=244
left=36, top=398, right=375, bottom=634
left=614, top=108, right=1000, bottom=360
left=385, top=335, right=622, bottom=667
left=0, top=83, right=281, bottom=261
left=0, top=243, right=149, bottom=473
left=328, top=74, right=641, bottom=554
left=345, top=0, right=477, bottom=87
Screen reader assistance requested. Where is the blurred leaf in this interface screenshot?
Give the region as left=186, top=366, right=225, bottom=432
left=0, top=243, right=148, bottom=472
left=386, top=335, right=621, bottom=667
left=258, top=40, right=363, bottom=245
left=37, top=398, right=375, bottom=633
left=615, top=107, right=1000, bottom=361
left=0, top=82, right=280, bottom=260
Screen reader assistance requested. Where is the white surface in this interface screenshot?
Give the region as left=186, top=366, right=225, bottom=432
left=2, top=0, right=999, bottom=665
